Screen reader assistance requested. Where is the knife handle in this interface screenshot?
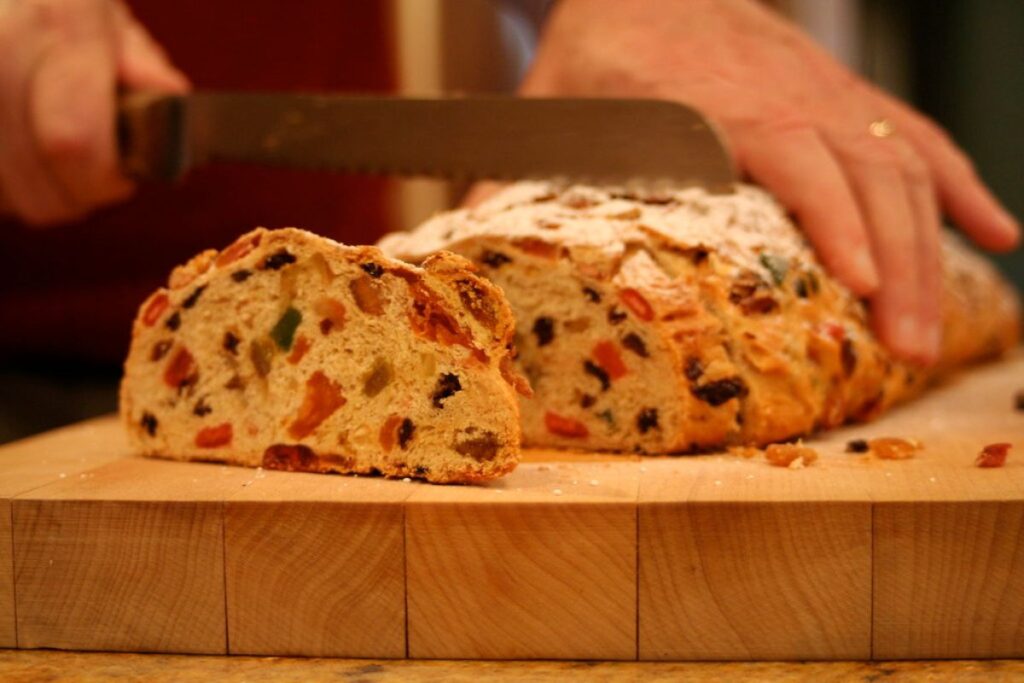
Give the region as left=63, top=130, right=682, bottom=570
left=117, top=92, right=189, bottom=181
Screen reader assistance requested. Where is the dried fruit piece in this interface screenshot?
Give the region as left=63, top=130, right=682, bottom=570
left=288, top=371, right=346, bottom=439
left=315, top=297, right=347, bottom=333
left=532, top=317, right=555, bottom=346
left=142, top=293, right=170, bottom=327
left=361, top=262, right=384, bottom=278
left=262, top=249, right=297, bottom=270
left=407, top=281, right=477, bottom=353
left=564, top=317, right=591, bottom=333
left=216, top=233, right=261, bottom=267
left=592, top=341, right=628, bottom=380
left=765, top=443, right=818, bottom=467
left=140, top=412, right=158, bottom=436
left=163, top=347, right=197, bottom=390
left=580, top=393, right=596, bottom=408
left=182, top=285, right=207, bottom=309
left=263, top=444, right=319, bottom=471
left=841, top=338, right=857, bottom=377
left=514, top=237, right=561, bottom=259
left=583, top=286, right=602, bottom=303
left=250, top=339, right=273, bottom=377
left=619, top=288, right=654, bottom=321
left=350, top=275, right=385, bottom=315
left=759, top=253, right=789, bottom=285
left=379, top=414, right=403, bottom=453
left=455, top=278, right=498, bottom=329
left=231, top=269, right=252, bottom=283
left=545, top=412, right=589, bottom=438
left=398, top=418, right=415, bottom=449
left=691, top=377, right=748, bottom=406
left=362, top=357, right=393, bottom=398
left=684, top=357, right=704, bottom=382
left=150, top=340, right=172, bottom=362
left=192, top=398, right=212, bottom=417
left=583, top=360, right=611, bottom=391
left=729, top=272, right=779, bottom=315
left=1015, top=390, right=1024, bottom=412
left=869, top=437, right=921, bottom=460
left=846, top=439, right=869, bottom=453
left=607, top=307, right=628, bottom=325
left=622, top=333, right=648, bottom=357
left=481, top=250, right=512, bottom=268
left=270, top=307, right=302, bottom=351
left=431, top=372, right=462, bottom=408
left=976, top=442, right=1011, bottom=468
left=223, top=332, right=240, bottom=355
left=637, top=408, right=659, bottom=434
left=287, top=335, right=311, bottom=364
left=454, top=431, right=502, bottom=461
left=165, top=311, right=181, bottom=331
left=195, top=423, right=232, bottom=448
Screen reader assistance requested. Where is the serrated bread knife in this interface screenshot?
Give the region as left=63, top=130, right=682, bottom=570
left=118, top=92, right=736, bottom=188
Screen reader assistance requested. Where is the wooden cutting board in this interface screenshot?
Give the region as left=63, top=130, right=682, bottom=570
left=2, top=351, right=1022, bottom=661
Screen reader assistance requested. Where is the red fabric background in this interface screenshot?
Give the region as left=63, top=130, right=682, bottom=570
left=0, top=1, right=396, bottom=363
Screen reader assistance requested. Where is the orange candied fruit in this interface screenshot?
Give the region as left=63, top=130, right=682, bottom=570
left=142, top=293, right=170, bottom=327
left=195, top=422, right=233, bottom=448
left=544, top=411, right=589, bottom=438
left=619, top=288, right=654, bottom=321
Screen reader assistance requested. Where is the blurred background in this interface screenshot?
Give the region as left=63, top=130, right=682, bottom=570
left=0, top=0, right=1020, bottom=443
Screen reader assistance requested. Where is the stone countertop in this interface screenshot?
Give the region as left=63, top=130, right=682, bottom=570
left=1, top=651, right=1023, bottom=682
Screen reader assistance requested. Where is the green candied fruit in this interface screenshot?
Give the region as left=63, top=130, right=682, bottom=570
left=759, top=253, right=790, bottom=286
left=270, top=307, right=302, bottom=351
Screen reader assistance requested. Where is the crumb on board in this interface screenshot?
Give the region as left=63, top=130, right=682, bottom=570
left=868, top=437, right=922, bottom=460
left=976, top=442, right=1011, bottom=468
left=729, top=446, right=761, bottom=459
left=845, top=438, right=869, bottom=453
left=765, top=443, right=818, bottom=468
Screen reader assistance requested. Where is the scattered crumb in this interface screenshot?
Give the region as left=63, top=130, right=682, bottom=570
left=713, top=480, right=722, bottom=486
left=845, top=439, right=869, bottom=454
left=745, top=474, right=755, bottom=480
left=929, top=477, right=937, bottom=483
left=976, top=442, right=1011, bottom=468
left=869, top=437, right=922, bottom=460
left=58, top=473, right=66, bottom=479
left=639, top=466, right=648, bottom=473
left=402, top=477, right=412, bottom=483
left=589, top=479, right=600, bottom=486
left=729, top=446, right=761, bottom=459
left=571, top=479, right=579, bottom=485
left=765, top=443, right=818, bottom=468
left=552, top=488, right=563, bottom=496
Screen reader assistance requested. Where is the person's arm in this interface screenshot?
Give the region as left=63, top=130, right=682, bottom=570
left=0, top=0, right=188, bottom=225
left=522, top=0, right=1020, bottom=363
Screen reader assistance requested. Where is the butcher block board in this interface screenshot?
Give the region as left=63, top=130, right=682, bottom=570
left=2, top=352, right=1022, bottom=661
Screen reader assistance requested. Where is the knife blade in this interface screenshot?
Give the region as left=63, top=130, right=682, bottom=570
left=118, top=92, right=736, bottom=188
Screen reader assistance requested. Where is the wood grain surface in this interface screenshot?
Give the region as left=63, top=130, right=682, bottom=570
left=0, top=351, right=1020, bottom=660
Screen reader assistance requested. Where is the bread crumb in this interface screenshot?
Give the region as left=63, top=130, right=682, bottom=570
left=552, top=488, right=563, bottom=496
left=765, top=443, right=818, bottom=468
left=869, top=437, right=922, bottom=460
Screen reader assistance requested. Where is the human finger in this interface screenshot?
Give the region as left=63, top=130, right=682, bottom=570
left=111, top=0, right=189, bottom=92
left=731, top=120, right=879, bottom=296
left=902, top=147, right=943, bottom=364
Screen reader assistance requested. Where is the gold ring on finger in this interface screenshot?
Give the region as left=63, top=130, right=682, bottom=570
left=869, top=118, right=896, bottom=138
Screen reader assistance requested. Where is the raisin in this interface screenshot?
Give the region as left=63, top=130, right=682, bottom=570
left=544, top=412, right=589, bottom=438
left=350, top=276, right=384, bottom=315
left=607, top=307, right=627, bottom=325
left=794, top=277, right=809, bottom=298
left=250, top=339, right=273, bottom=377
left=684, top=357, right=704, bottom=382
left=263, top=444, right=320, bottom=471
left=637, top=408, right=659, bottom=434
left=976, top=442, right=1011, bottom=468
left=262, top=249, right=296, bottom=270
left=689, top=248, right=709, bottom=265
left=583, top=360, right=611, bottom=391
left=583, top=286, right=602, bottom=303
left=481, top=250, right=512, bottom=268
left=580, top=393, right=597, bottom=408
left=270, top=307, right=302, bottom=351
left=455, top=279, right=498, bottom=329
left=165, top=311, right=181, bottom=331
left=622, top=333, right=648, bottom=357
left=691, top=377, right=748, bottom=406
left=223, top=331, right=240, bottom=355
left=231, top=269, right=252, bottom=283
left=195, top=423, right=232, bottom=448
left=592, top=340, right=627, bottom=379
left=142, top=293, right=170, bottom=327
left=398, top=418, right=415, bottom=449
left=288, top=371, right=346, bottom=439
left=362, top=357, right=393, bottom=398
left=193, top=398, right=212, bottom=417
left=841, top=338, right=857, bottom=377
left=619, top=288, right=654, bottom=321
left=140, top=412, right=158, bottom=436
left=319, top=319, right=334, bottom=335
left=150, top=339, right=173, bottom=362
left=846, top=439, right=869, bottom=453
left=414, top=465, right=430, bottom=476
left=454, top=431, right=502, bottom=461
left=1017, top=390, right=1024, bottom=412
left=532, top=317, right=555, bottom=347
left=361, top=262, right=384, bottom=278
left=225, top=375, right=244, bottom=390
left=431, top=372, right=462, bottom=408
left=182, top=285, right=207, bottom=309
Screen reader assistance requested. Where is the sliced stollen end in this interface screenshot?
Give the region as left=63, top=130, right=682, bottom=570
left=380, top=182, right=1021, bottom=454
left=120, top=227, right=528, bottom=484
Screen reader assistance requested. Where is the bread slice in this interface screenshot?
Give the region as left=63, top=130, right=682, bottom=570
left=380, top=182, right=1020, bottom=453
left=120, top=228, right=529, bottom=483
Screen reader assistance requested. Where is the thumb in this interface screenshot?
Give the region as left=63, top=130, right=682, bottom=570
left=112, top=1, right=189, bottom=93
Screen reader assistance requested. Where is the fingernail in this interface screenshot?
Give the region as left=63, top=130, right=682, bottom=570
left=852, top=248, right=880, bottom=291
